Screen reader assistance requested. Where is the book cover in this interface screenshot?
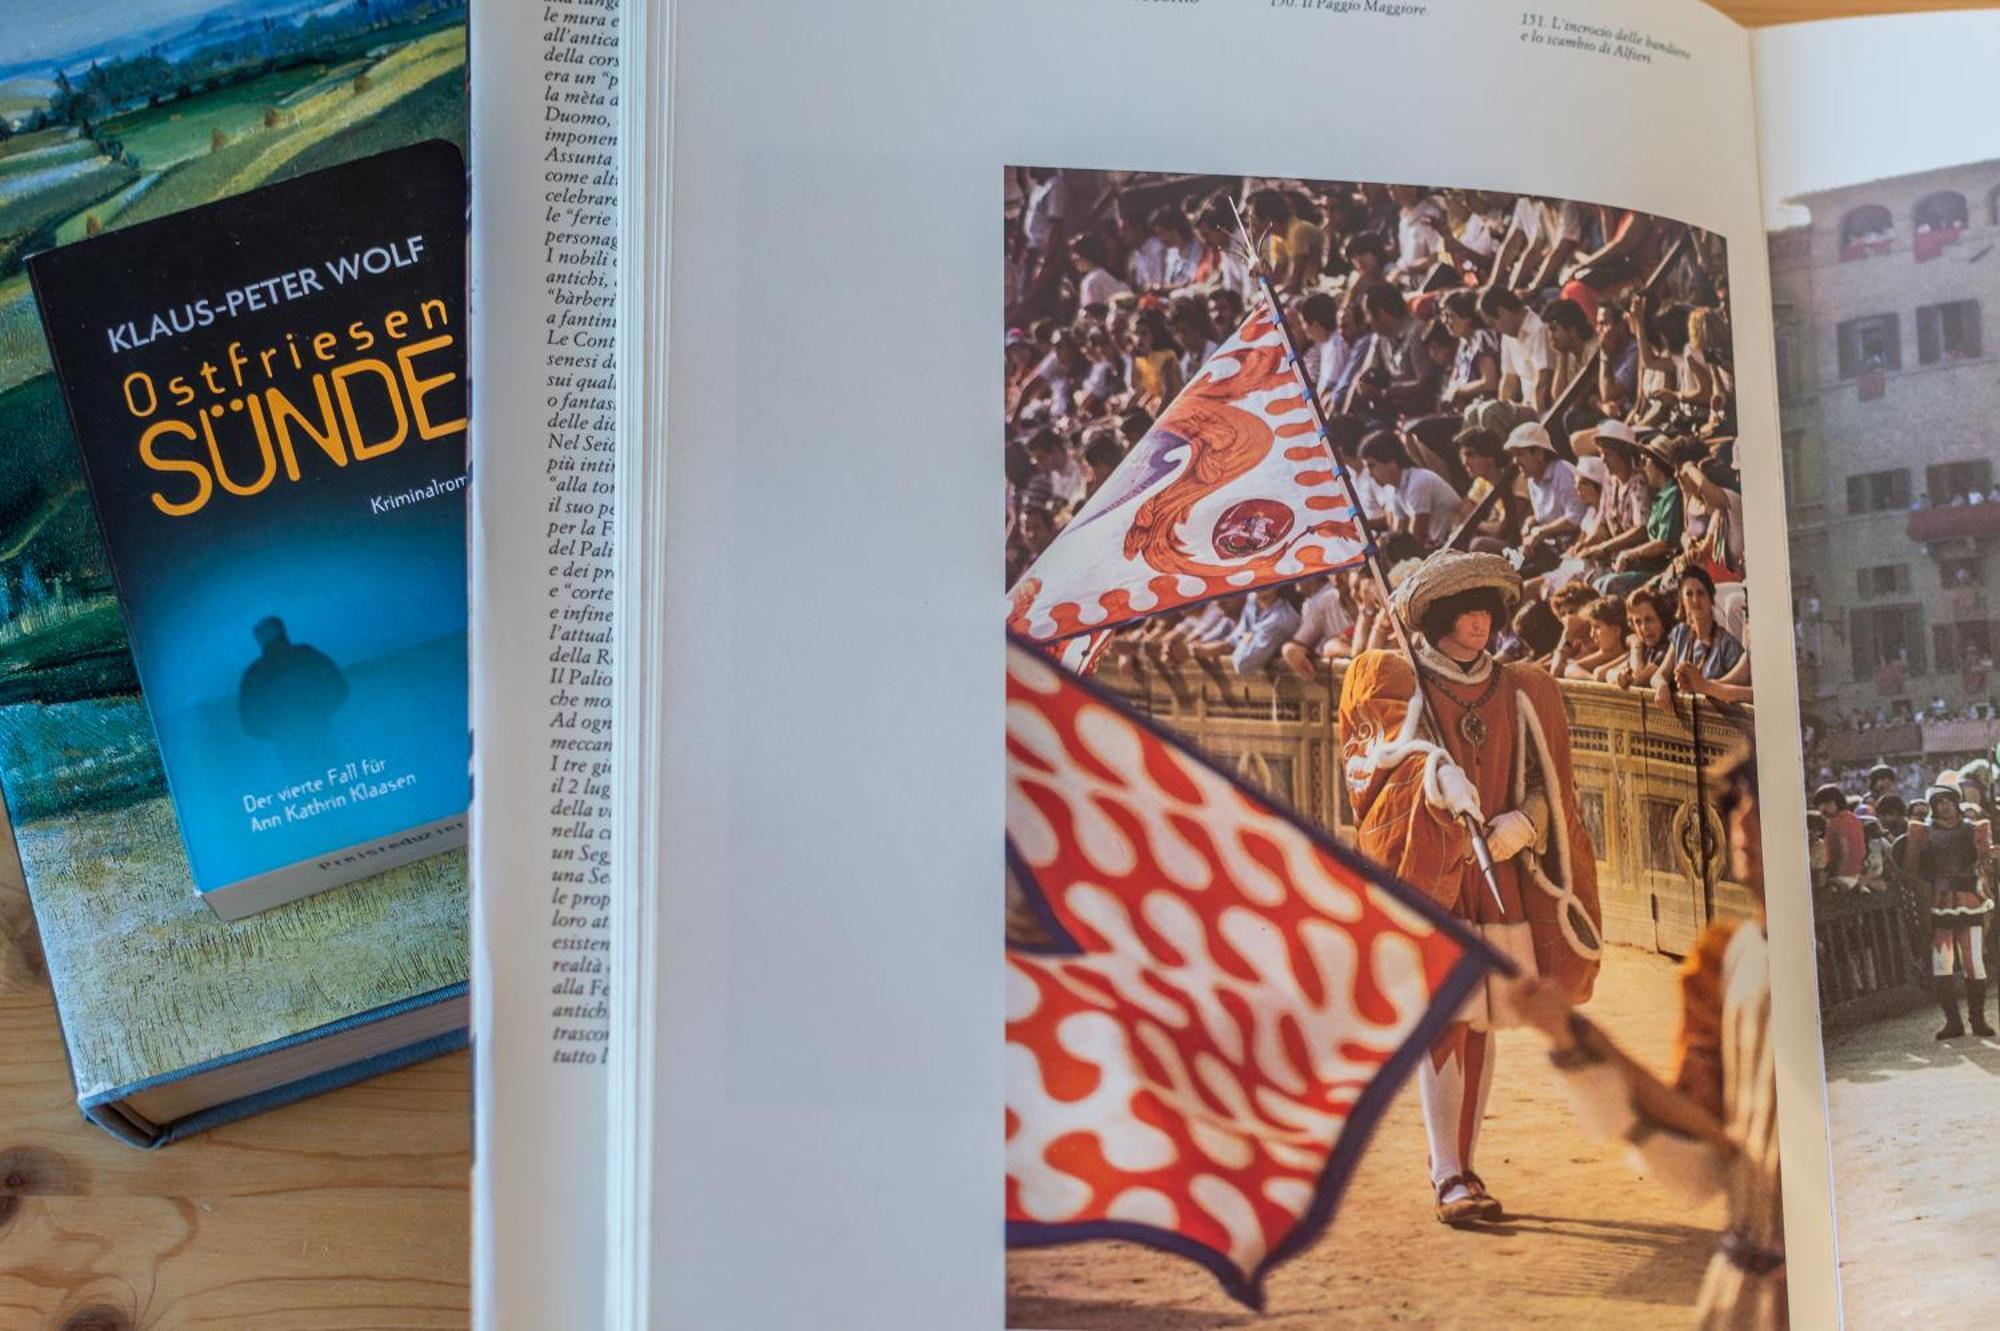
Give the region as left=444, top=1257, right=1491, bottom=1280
left=26, top=140, right=469, bottom=919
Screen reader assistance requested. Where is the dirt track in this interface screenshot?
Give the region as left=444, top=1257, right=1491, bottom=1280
left=1008, top=944, right=1727, bottom=1329
left=1824, top=1001, right=2000, bottom=1328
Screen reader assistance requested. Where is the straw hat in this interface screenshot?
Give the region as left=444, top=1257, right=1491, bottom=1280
left=1391, top=549, right=1523, bottom=631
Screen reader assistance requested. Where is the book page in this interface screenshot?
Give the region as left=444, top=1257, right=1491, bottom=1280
left=467, top=3, right=626, bottom=1328
left=631, top=0, right=1825, bottom=1326
left=1754, top=12, right=2000, bottom=1327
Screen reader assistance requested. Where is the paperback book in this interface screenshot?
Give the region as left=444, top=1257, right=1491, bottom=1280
left=27, top=141, right=471, bottom=920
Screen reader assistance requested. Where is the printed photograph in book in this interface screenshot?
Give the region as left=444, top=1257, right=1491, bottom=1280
left=1003, top=168, right=1783, bottom=1328
left=1772, top=156, right=2000, bottom=1326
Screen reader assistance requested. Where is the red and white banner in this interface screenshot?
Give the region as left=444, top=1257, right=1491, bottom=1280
left=1006, top=305, right=1365, bottom=644
left=1004, top=638, right=1500, bottom=1307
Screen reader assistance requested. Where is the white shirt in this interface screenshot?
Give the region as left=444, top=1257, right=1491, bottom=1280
left=1126, top=235, right=1170, bottom=291
left=1292, top=581, right=1354, bottom=651
left=1457, top=210, right=1506, bottom=259
left=1395, top=198, right=1446, bottom=273
left=1315, top=331, right=1353, bottom=404
left=1501, top=308, right=1554, bottom=392
left=1078, top=267, right=1132, bottom=309
left=1389, top=467, right=1463, bottom=544
left=1024, top=175, right=1068, bottom=252
left=1526, top=457, right=1588, bottom=530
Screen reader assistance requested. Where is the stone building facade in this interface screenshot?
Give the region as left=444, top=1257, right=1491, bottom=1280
left=1770, top=160, right=2000, bottom=736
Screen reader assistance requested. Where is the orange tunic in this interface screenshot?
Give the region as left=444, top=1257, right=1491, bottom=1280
left=1338, top=648, right=1603, bottom=1004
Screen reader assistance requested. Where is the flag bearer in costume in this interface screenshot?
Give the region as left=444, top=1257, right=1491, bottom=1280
left=1903, top=783, right=1995, bottom=1039
left=1338, top=550, right=1603, bottom=1225
left=1509, top=748, right=1786, bottom=1331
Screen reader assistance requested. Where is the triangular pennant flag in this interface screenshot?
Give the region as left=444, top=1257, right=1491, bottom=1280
left=1007, top=304, right=1365, bottom=644
left=1005, top=636, right=1506, bottom=1308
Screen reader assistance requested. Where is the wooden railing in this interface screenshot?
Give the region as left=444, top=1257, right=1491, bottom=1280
left=1096, top=661, right=1757, bottom=958
left=1812, top=884, right=1930, bottom=1025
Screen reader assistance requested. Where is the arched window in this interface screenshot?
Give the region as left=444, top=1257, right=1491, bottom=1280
left=1914, top=191, right=1969, bottom=261
left=1914, top=191, right=1969, bottom=233
left=1839, top=204, right=1893, bottom=259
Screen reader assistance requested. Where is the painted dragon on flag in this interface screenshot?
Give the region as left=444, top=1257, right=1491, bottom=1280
left=1005, top=638, right=1505, bottom=1308
left=1007, top=304, right=1366, bottom=644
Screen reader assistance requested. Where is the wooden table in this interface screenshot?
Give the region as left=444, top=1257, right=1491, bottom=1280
left=0, top=1, right=1982, bottom=1326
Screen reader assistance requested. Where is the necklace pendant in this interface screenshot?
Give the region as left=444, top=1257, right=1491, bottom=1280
left=1459, top=712, right=1488, bottom=747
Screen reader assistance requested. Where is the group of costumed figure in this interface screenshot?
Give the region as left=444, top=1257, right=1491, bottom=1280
left=1815, top=760, right=2000, bottom=1040
left=1342, top=548, right=1783, bottom=1330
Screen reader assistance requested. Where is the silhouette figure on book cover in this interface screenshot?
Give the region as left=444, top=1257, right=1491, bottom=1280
left=239, top=616, right=349, bottom=774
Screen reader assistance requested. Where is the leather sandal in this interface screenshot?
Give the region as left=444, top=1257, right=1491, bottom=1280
left=1460, top=1169, right=1504, bottom=1221
left=1433, top=1174, right=1488, bottom=1226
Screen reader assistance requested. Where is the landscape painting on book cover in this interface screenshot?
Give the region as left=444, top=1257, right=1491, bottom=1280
left=1002, top=166, right=1782, bottom=1327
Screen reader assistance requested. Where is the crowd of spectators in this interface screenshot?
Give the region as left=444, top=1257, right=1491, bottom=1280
left=1005, top=170, right=1750, bottom=705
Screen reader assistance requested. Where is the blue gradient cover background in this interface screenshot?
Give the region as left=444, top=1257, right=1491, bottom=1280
left=27, top=142, right=468, bottom=893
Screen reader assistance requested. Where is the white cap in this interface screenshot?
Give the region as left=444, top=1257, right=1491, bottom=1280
left=1575, top=455, right=1610, bottom=488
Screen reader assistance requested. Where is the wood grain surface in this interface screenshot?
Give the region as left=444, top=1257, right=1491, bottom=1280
left=0, top=2, right=1978, bottom=1327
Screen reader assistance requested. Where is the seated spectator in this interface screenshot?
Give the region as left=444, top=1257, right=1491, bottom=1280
left=1679, top=454, right=1747, bottom=638
left=1192, top=587, right=1304, bottom=677
left=1449, top=426, right=1518, bottom=553
left=1193, top=202, right=1251, bottom=295
left=1387, top=184, right=1448, bottom=284
left=1207, top=287, right=1246, bottom=336
left=1597, top=434, right=1689, bottom=595
left=1541, top=297, right=1596, bottom=398
left=1505, top=422, right=1589, bottom=572
left=1020, top=426, right=1084, bottom=514
left=1077, top=427, right=1126, bottom=504
left=1604, top=586, right=1676, bottom=690
left=1152, top=205, right=1214, bottom=289
left=1250, top=187, right=1324, bottom=293
left=1076, top=323, right=1125, bottom=417
left=1498, top=598, right=1564, bottom=663
left=1116, top=202, right=1170, bottom=291
left=1593, top=299, right=1640, bottom=418
left=1529, top=453, right=1613, bottom=598
left=1479, top=287, right=1556, bottom=412
left=1070, top=233, right=1132, bottom=312
left=1562, top=596, right=1630, bottom=680
left=1296, top=292, right=1351, bottom=408
left=1165, top=596, right=1241, bottom=663
left=1575, top=422, right=1653, bottom=562
left=1438, top=289, right=1501, bottom=409
left=1658, top=564, right=1751, bottom=705
left=1125, top=307, right=1183, bottom=414
left=1014, top=328, right=1089, bottom=428
left=1280, top=574, right=1356, bottom=678
left=1346, top=286, right=1440, bottom=419
left=1167, top=297, right=1219, bottom=381
left=1359, top=430, right=1462, bottom=546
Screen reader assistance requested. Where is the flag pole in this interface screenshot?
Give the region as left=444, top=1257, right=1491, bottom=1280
left=1231, top=204, right=1508, bottom=915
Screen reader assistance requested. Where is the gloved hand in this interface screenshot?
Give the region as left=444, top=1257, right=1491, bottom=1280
left=1431, top=761, right=1484, bottom=823
left=1485, top=809, right=1538, bottom=861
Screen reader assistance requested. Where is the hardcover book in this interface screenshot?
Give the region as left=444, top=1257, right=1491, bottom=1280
left=27, top=141, right=470, bottom=920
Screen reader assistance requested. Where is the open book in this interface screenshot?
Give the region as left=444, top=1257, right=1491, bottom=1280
left=465, top=2, right=2000, bottom=1328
